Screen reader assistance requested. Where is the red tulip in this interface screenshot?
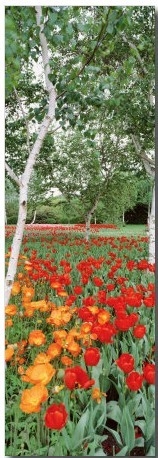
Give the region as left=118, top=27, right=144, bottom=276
left=143, top=363, right=155, bottom=384
left=133, top=324, right=146, bottom=339
left=126, top=371, right=143, bottom=391
left=116, top=353, right=135, bottom=373
left=84, top=347, right=100, bottom=366
left=45, top=403, right=68, bottom=430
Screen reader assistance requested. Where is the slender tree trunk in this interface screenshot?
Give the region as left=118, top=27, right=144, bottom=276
left=5, top=6, right=56, bottom=307
left=85, top=196, right=100, bottom=241
left=5, top=209, right=7, bottom=225
left=146, top=202, right=150, bottom=236
left=122, top=210, right=125, bottom=224
left=5, top=185, right=28, bottom=306
left=130, top=134, right=155, bottom=264
left=148, top=183, right=155, bottom=264
left=85, top=214, right=91, bottom=242
left=5, top=121, right=55, bottom=308
left=94, top=215, right=97, bottom=224
left=30, top=209, right=37, bottom=224
left=147, top=201, right=151, bottom=224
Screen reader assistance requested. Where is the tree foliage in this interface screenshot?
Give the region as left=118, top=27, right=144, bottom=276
left=5, top=5, right=154, bottom=222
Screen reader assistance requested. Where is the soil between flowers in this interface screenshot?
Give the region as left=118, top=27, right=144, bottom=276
left=102, top=431, right=146, bottom=456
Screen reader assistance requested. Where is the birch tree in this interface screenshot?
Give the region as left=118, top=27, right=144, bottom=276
left=103, top=6, right=155, bottom=262
left=130, top=134, right=155, bottom=264
left=6, top=6, right=123, bottom=306
left=49, top=115, right=129, bottom=240
left=5, top=6, right=56, bottom=306
left=6, top=5, right=122, bottom=305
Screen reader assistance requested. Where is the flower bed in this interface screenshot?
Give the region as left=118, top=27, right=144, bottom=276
left=5, top=227, right=155, bottom=456
left=5, top=223, right=118, bottom=238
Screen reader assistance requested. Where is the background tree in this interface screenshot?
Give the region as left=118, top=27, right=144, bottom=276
left=50, top=117, right=133, bottom=240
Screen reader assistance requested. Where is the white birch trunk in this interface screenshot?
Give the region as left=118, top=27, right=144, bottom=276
left=148, top=183, right=155, bottom=264
left=122, top=210, right=125, bottom=224
left=85, top=196, right=100, bottom=241
left=5, top=185, right=28, bottom=306
left=5, top=6, right=56, bottom=307
left=30, top=209, right=37, bottom=224
left=148, top=202, right=151, bottom=224
left=130, top=134, right=155, bottom=265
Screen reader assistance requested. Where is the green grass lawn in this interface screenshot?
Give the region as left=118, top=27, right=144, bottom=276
left=98, top=224, right=147, bottom=237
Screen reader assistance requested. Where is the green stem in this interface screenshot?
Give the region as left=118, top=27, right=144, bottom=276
left=12, top=402, right=20, bottom=455
left=37, top=412, right=41, bottom=451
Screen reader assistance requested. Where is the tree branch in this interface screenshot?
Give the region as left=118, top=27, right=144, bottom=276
left=5, top=162, right=20, bottom=186
left=130, top=133, right=155, bottom=178
left=120, top=34, right=155, bottom=108
left=120, top=34, right=147, bottom=75
left=48, top=125, right=61, bottom=135
left=35, top=6, right=56, bottom=115
left=56, top=11, right=110, bottom=100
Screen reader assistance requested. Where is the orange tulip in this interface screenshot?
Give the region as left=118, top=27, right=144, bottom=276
left=67, top=339, right=81, bottom=357
left=53, top=330, right=67, bottom=344
left=20, top=383, right=48, bottom=414
left=80, top=322, right=93, bottom=334
left=92, top=387, right=107, bottom=403
left=61, top=356, right=73, bottom=366
left=33, top=352, right=51, bottom=365
left=78, top=322, right=98, bottom=345
left=49, top=301, right=57, bottom=311
left=27, top=300, right=48, bottom=311
left=24, top=260, right=33, bottom=272
left=5, top=347, right=14, bottom=362
left=47, top=343, right=62, bottom=360
left=22, top=363, right=56, bottom=385
left=39, top=302, right=50, bottom=313
left=22, top=301, right=31, bottom=309
left=87, top=306, right=99, bottom=315
left=50, top=281, right=61, bottom=289
left=17, top=272, right=24, bottom=280
left=5, top=319, right=13, bottom=327
left=97, top=310, right=111, bottom=325
left=47, top=308, right=72, bottom=327
left=68, top=328, right=80, bottom=339
left=11, top=281, right=21, bottom=296
left=22, top=285, right=35, bottom=302
left=5, top=304, right=17, bottom=316
left=28, top=330, right=46, bottom=346
left=24, top=308, right=34, bottom=317
left=57, top=289, right=68, bottom=297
